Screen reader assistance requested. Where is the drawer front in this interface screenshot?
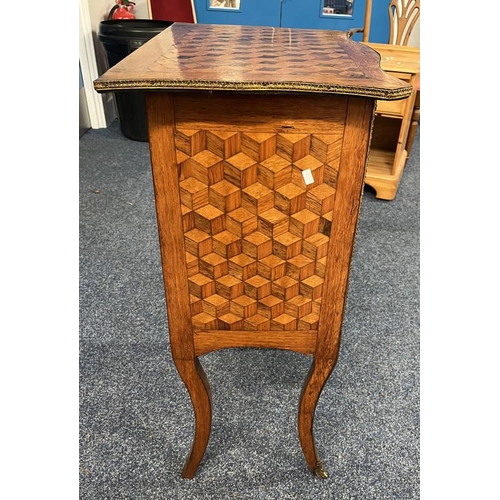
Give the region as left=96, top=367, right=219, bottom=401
left=376, top=72, right=412, bottom=117
left=376, top=97, right=407, bottom=116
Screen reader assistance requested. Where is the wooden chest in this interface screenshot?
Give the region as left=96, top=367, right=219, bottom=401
left=94, top=22, right=411, bottom=478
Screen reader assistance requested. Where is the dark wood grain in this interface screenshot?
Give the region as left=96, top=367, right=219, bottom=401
left=194, top=329, right=317, bottom=357
left=146, top=92, right=193, bottom=360
left=146, top=93, right=212, bottom=478
left=147, top=92, right=214, bottom=477
left=145, top=91, right=375, bottom=478
left=94, top=23, right=412, bottom=100
left=94, top=24, right=402, bottom=479
left=175, top=358, right=213, bottom=479
left=316, top=97, right=375, bottom=362
left=298, top=97, right=375, bottom=477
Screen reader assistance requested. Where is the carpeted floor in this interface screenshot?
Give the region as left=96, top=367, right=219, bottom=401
left=79, top=119, right=419, bottom=499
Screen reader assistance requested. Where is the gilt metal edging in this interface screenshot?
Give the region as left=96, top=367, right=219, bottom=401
left=93, top=78, right=413, bottom=101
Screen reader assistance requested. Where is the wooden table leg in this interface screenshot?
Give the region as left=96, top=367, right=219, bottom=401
left=146, top=93, right=213, bottom=478
left=175, top=358, right=213, bottom=479
left=298, top=357, right=336, bottom=478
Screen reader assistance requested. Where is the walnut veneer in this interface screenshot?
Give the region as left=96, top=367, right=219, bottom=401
left=94, top=22, right=411, bottom=479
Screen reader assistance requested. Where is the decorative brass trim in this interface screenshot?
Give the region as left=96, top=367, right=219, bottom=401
left=314, top=460, right=329, bottom=478
left=93, top=79, right=413, bottom=101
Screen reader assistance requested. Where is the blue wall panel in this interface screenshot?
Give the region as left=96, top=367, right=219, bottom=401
left=193, top=0, right=390, bottom=43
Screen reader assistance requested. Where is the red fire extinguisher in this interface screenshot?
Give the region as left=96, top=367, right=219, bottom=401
left=108, top=0, right=136, bottom=20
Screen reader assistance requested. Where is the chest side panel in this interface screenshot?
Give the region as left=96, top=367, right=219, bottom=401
left=171, top=92, right=348, bottom=332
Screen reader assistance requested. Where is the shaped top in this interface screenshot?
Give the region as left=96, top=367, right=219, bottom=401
left=94, top=23, right=412, bottom=100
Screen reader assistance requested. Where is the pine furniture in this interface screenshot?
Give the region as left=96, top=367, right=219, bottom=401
left=363, top=42, right=420, bottom=200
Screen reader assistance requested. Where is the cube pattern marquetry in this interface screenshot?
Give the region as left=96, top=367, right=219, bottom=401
left=176, top=129, right=341, bottom=331
left=148, top=24, right=367, bottom=85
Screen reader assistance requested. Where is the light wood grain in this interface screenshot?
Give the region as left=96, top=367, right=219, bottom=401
left=388, top=0, right=420, bottom=46
left=362, top=42, right=419, bottom=200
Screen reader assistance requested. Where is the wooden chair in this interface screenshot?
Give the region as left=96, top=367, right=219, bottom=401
left=388, top=0, right=420, bottom=45
left=350, top=0, right=420, bottom=46
left=349, top=0, right=420, bottom=156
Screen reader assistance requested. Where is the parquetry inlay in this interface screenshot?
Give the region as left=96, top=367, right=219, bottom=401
left=177, top=129, right=342, bottom=331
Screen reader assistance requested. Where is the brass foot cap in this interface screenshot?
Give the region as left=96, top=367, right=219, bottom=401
left=314, top=461, right=328, bottom=479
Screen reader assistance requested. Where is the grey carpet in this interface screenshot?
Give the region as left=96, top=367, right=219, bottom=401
left=79, top=119, right=419, bottom=499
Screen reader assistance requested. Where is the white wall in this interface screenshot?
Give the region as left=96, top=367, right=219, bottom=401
left=407, top=17, right=420, bottom=47
left=81, top=0, right=152, bottom=128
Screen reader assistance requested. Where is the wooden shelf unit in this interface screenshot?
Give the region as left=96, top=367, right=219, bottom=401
left=363, top=43, right=420, bottom=200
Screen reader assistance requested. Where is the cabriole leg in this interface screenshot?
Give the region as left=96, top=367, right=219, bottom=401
left=174, top=357, right=212, bottom=479
left=298, top=357, right=336, bottom=479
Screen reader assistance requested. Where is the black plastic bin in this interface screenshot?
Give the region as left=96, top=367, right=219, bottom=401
left=98, top=20, right=173, bottom=142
